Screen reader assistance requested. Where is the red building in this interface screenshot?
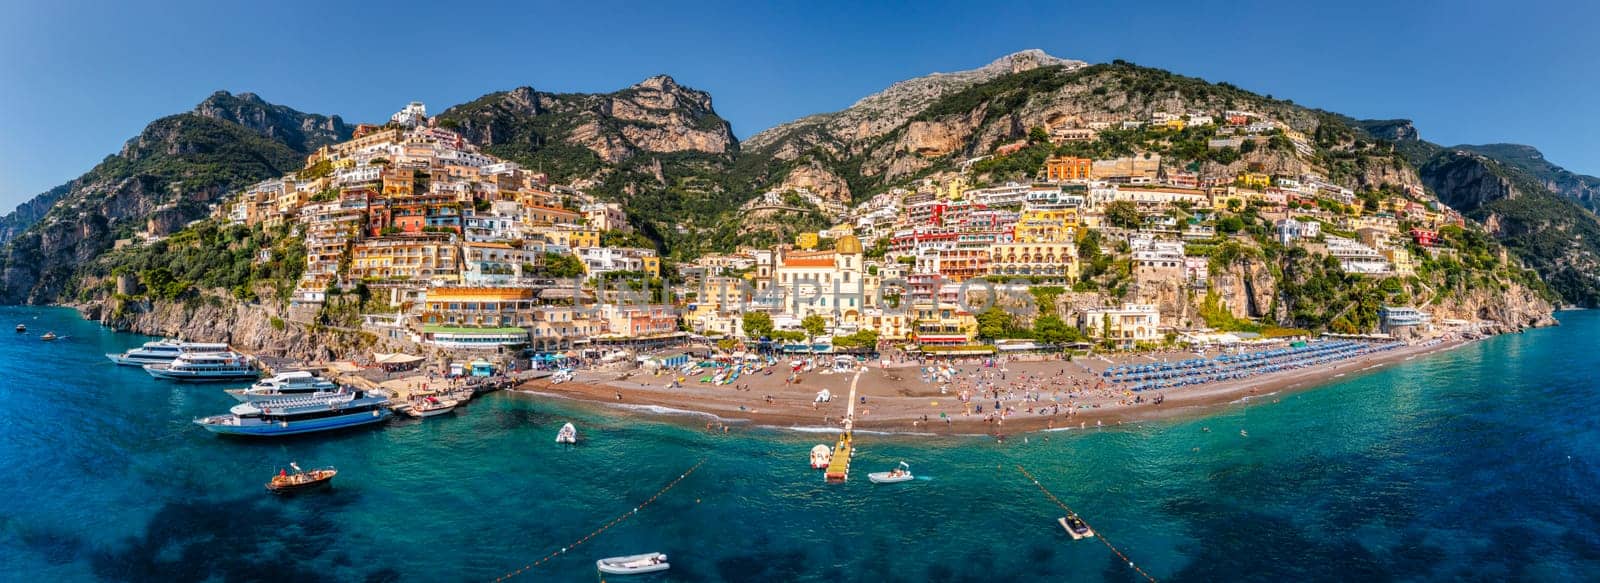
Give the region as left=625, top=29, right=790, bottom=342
left=1409, top=228, right=1439, bottom=247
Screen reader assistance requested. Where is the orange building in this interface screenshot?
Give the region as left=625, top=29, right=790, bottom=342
left=1045, top=156, right=1093, bottom=182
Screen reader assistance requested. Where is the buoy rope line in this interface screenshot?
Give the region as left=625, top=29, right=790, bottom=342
left=491, top=458, right=707, bottom=582
left=1016, top=465, right=1159, bottom=583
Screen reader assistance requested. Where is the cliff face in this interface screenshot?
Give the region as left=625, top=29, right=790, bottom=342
left=0, top=93, right=350, bottom=305
left=192, top=91, right=351, bottom=153
left=1420, top=151, right=1517, bottom=213
left=0, top=183, right=70, bottom=244
left=1413, top=151, right=1600, bottom=307
left=1431, top=282, right=1558, bottom=333
left=437, top=76, right=737, bottom=167
left=91, top=295, right=403, bottom=363
left=1454, top=143, right=1600, bottom=212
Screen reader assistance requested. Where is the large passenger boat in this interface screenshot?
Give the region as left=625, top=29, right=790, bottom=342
left=226, top=371, right=340, bottom=402
left=144, top=351, right=259, bottom=381
left=107, top=340, right=232, bottom=367
left=195, top=391, right=392, bottom=437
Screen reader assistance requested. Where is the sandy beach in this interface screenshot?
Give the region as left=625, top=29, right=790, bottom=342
left=513, top=338, right=1468, bottom=436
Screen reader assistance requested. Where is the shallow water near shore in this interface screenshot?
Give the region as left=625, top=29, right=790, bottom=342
left=3, top=306, right=1598, bottom=581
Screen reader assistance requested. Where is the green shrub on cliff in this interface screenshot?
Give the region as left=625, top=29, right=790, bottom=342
left=82, top=221, right=306, bottom=306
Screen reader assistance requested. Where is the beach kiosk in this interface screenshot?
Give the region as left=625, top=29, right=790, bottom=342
left=469, top=359, right=495, bottom=377
left=643, top=353, right=691, bottom=372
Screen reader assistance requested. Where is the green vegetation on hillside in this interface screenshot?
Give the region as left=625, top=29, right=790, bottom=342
left=83, top=222, right=306, bottom=304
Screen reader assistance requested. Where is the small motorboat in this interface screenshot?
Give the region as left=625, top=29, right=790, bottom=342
left=556, top=422, right=577, bottom=444
left=14, top=324, right=24, bottom=333
left=867, top=461, right=914, bottom=484
left=405, top=396, right=458, bottom=418
left=266, top=462, right=337, bottom=494
left=1058, top=514, right=1095, bottom=540
left=40, top=332, right=57, bottom=341
left=809, top=444, right=832, bottom=469
left=596, top=552, right=669, bottom=575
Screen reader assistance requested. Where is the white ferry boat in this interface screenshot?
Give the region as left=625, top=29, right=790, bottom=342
left=144, top=351, right=259, bottom=382
left=195, top=391, right=392, bottom=437
left=106, top=340, right=232, bottom=367
left=226, top=371, right=340, bottom=403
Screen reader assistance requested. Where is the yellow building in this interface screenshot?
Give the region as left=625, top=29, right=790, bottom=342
left=1209, top=187, right=1247, bottom=211
left=795, top=232, right=819, bottom=250
left=540, top=228, right=600, bottom=249
left=987, top=242, right=1079, bottom=281
left=1238, top=172, right=1272, bottom=189
left=1383, top=248, right=1415, bottom=276
left=912, top=302, right=978, bottom=345
left=946, top=175, right=969, bottom=200
left=1165, top=119, right=1186, bottom=131
left=523, top=204, right=582, bottom=227
left=350, top=235, right=461, bottom=283
left=381, top=168, right=415, bottom=197
left=420, top=286, right=537, bottom=328
left=1014, top=208, right=1080, bottom=243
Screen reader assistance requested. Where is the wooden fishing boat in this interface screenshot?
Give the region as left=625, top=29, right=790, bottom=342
left=266, top=463, right=336, bottom=493
left=596, top=552, right=669, bottom=575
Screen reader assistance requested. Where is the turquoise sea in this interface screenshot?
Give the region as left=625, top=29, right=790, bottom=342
left=2, top=306, right=1598, bottom=582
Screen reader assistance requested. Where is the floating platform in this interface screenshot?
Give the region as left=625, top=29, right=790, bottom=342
left=824, top=433, right=852, bottom=482
left=1058, top=516, right=1095, bottom=540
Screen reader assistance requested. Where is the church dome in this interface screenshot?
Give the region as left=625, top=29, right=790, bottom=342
left=836, top=234, right=863, bottom=255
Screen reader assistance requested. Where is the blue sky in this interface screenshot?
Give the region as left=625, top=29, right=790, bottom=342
left=3, top=0, right=1599, bottom=212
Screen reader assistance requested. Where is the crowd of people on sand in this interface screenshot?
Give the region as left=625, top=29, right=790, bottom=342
left=550, top=336, right=1425, bottom=440
left=913, top=356, right=1150, bottom=430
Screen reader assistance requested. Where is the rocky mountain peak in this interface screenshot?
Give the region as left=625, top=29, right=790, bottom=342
left=190, top=90, right=350, bottom=154
left=979, top=48, right=1080, bottom=75
left=1357, top=119, right=1420, bottom=142
left=634, top=75, right=680, bottom=91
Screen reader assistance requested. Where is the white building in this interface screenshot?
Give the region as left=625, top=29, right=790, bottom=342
left=1325, top=235, right=1391, bottom=274
left=964, top=182, right=1031, bottom=206
left=1276, top=218, right=1322, bottom=245
left=391, top=102, right=428, bottom=127
left=1129, top=234, right=1185, bottom=270
left=336, top=165, right=383, bottom=186
left=575, top=246, right=658, bottom=277
left=1083, top=304, right=1162, bottom=349
left=581, top=202, right=631, bottom=232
